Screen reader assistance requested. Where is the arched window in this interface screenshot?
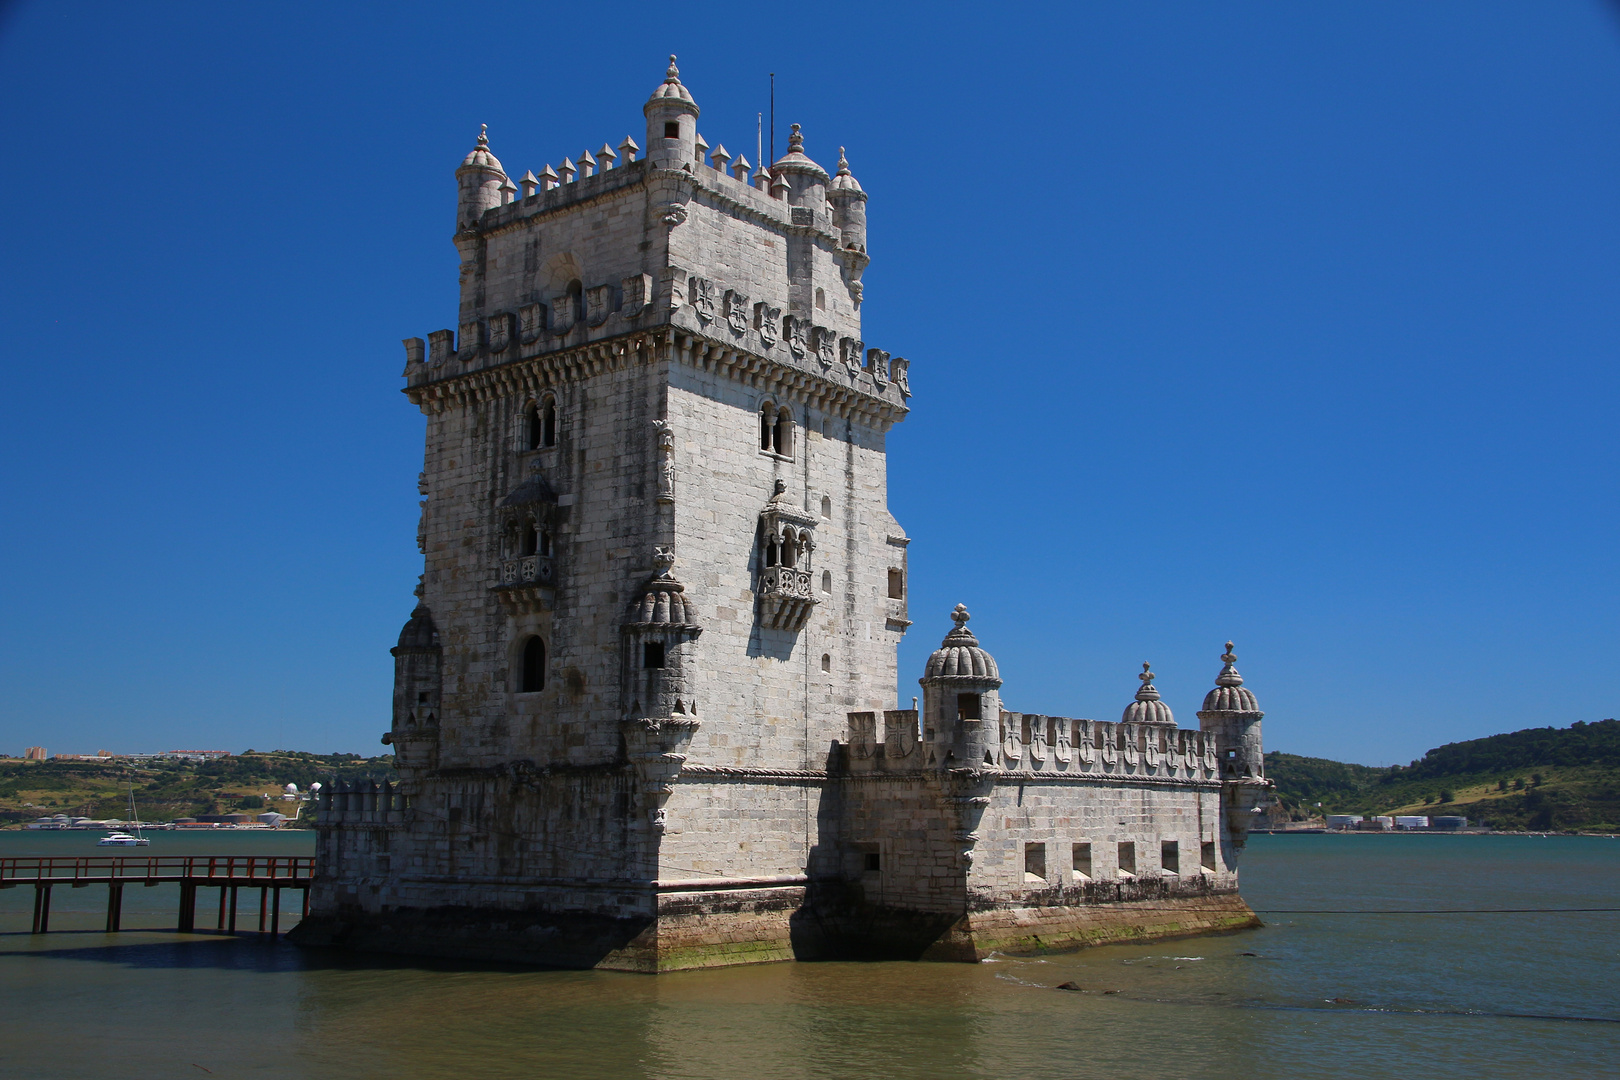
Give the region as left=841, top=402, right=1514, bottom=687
left=764, top=537, right=779, bottom=567
left=520, top=522, right=539, bottom=556
left=524, top=403, right=542, bottom=450
left=821, top=570, right=832, bottom=593
left=821, top=653, right=831, bottom=673
left=538, top=530, right=552, bottom=557
left=541, top=396, right=557, bottom=447
left=820, top=496, right=832, bottom=519
left=760, top=402, right=775, bottom=452
left=772, top=407, right=793, bottom=458
left=815, top=287, right=826, bottom=310
left=781, top=531, right=798, bottom=568
left=565, top=279, right=583, bottom=322
left=520, top=636, right=546, bottom=693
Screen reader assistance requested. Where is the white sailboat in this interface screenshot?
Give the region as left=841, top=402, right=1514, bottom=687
left=98, top=786, right=150, bottom=846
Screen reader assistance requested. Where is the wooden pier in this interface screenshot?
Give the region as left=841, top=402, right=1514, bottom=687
left=1, top=856, right=314, bottom=936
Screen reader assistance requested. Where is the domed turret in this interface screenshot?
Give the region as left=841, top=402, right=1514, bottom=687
left=395, top=604, right=440, bottom=651
left=644, top=55, right=700, bottom=170
left=771, top=123, right=829, bottom=209
left=1196, top=642, right=1265, bottom=782
left=456, top=125, right=509, bottom=232
left=919, top=605, right=1003, bottom=767
left=621, top=547, right=703, bottom=722
left=828, top=146, right=868, bottom=253
left=1122, top=663, right=1175, bottom=726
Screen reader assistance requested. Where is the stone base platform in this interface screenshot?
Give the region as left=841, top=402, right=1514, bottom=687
left=287, top=887, right=1260, bottom=972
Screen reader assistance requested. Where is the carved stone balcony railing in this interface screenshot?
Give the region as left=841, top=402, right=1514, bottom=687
left=502, top=555, right=555, bottom=586
left=492, top=555, right=556, bottom=615
left=757, top=566, right=816, bottom=631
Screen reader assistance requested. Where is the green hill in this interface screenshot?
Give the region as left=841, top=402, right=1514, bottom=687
left=0, top=751, right=396, bottom=826
left=1266, top=719, right=1620, bottom=832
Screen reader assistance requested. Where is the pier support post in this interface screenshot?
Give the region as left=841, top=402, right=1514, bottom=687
left=32, top=884, right=51, bottom=934
left=228, top=886, right=238, bottom=933
left=106, top=883, right=123, bottom=932
left=258, top=886, right=268, bottom=933
left=178, top=883, right=196, bottom=933
left=217, top=886, right=228, bottom=931
left=271, top=887, right=281, bottom=936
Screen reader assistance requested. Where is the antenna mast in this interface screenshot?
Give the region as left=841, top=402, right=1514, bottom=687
left=769, top=72, right=776, bottom=165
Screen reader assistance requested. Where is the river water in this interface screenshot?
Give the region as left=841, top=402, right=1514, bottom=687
left=1, top=831, right=1616, bottom=1079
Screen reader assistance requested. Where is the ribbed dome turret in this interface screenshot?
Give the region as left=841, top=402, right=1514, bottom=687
left=829, top=146, right=864, bottom=193
left=771, top=124, right=830, bottom=182
left=1200, top=642, right=1261, bottom=714
left=1122, top=662, right=1175, bottom=726
left=645, top=54, right=697, bottom=110
left=923, top=605, right=1001, bottom=682
left=624, top=549, right=701, bottom=629
left=394, top=604, right=439, bottom=651
left=459, top=125, right=505, bottom=173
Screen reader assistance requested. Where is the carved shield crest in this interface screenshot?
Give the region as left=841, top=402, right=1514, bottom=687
left=755, top=303, right=781, bottom=348
left=814, top=326, right=835, bottom=367
left=848, top=712, right=877, bottom=760
left=1001, top=716, right=1022, bottom=766
left=1075, top=719, right=1095, bottom=766
left=487, top=311, right=512, bottom=352
left=866, top=348, right=890, bottom=388
left=585, top=284, right=615, bottom=327
left=724, top=290, right=750, bottom=335
left=550, top=292, right=577, bottom=336
left=1028, top=715, right=1048, bottom=766
left=428, top=329, right=454, bottom=366
left=787, top=317, right=807, bottom=358
left=519, top=303, right=545, bottom=345
left=889, top=356, right=910, bottom=398
left=689, top=277, right=716, bottom=323
left=884, top=710, right=917, bottom=759
left=840, top=338, right=864, bottom=377
left=620, top=274, right=650, bottom=319
left=1053, top=717, right=1072, bottom=764
left=458, top=320, right=484, bottom=360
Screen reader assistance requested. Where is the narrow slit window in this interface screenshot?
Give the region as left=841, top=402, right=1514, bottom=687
left=541, top=398, right=557, bottom=447
left=520, top=636, right=546, bottom=693
left=525, top=404, right=542, bottom=450
left=887, top=568, right=904, bottom=599
left=820, top=653, right=831, bottom=673
left=1161, top=840, right=1179, bottom=875
left=821, top=570, right=832, bottom=593
left=1117, top=841, right=1136, bottom=877
left=643, top=642, right=665, bottom=669
left=1201, top=841, right=1217, bottom=872
left=1024, top=842, right=1046, bottom=883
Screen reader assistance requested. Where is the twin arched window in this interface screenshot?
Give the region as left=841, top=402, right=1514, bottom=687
left=760, top=402, right=793, bottom=458
left=520, top=636, right=546, bottom=693
left=763, top=527, right=811, bottom=569
left=518, top=522, right=552, bottom=558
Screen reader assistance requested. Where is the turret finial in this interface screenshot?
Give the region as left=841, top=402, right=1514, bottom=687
left=788, top=123, right=803, bottom=153
left=1216, top=642, right=1243, bottom=687
left=1139, top=661, right=1154, bottom=685
left=477, top=123, right=488, bottom=147
left=951, top=603, right=970, bottom=628
left=836, top=147, right=850, bottom=175
left=666, top=54, right=680, bottom=82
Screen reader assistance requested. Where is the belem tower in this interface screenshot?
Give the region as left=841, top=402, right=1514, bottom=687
left=291, top=58, right=1273, bottom=971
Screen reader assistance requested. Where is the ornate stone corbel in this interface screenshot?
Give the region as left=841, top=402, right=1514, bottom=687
left=653, top=420, right=675, bottom=504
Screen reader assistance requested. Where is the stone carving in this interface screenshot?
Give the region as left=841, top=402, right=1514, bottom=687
left=756, top=479, right=819, bottom=632
left=1053, top=717, right=1072, bottom=765
left=866, top=348, right=890, bottom=388
left=689, top=277, right=716, bottom=324
left=840, top=337, right=864, bottom=378
left=585, top=285, right=615, bottom=327
left=884, top=709, right=917, bottom=759
left=786, top=316, right=807, bottom=359
left=724, top=289, right=750, bottom=335
left=1028, top=714, right=1048, bottom=766
left=653, top=420, right=675, bottom=504
left=1001, top=715, right=1022, bottom=766
left=652, top=545, right=676, bottom=577
left=662, top=203, right=688, bottom=227
left=755, top=302, right=781, bottom=348
left=550, top=292, right=577, bottom=336
left=518, top=302, right=545, bottom=345
left=814, top=326, right=836, bottom=368
left=427, top=329, right=454, bottom=366
left=458, top=319, right=484, bottom=360
left=488, top=311, right=514, bottom=352
left=848, top=712, right=877, bottom=760
left=620, top=273, right=651, bottom=318
left=402, top=338, right=425, bottom=367
left=889, top=356, right=910, bottom=398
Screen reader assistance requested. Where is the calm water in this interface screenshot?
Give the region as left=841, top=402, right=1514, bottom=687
left=1, top=831, right=1616, bottom=1079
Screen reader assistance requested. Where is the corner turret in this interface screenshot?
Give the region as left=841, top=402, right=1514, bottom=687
left=1122, top=662, right=1175, bottom=728
left=643, top=55, right=700, bottom=170
left=1196, top=641, right=1270, bottom=846
left=828, top=146, right=868, bottom=254
left=919, top=604, right=1003, bottom=767
left=455, top=124, right=508, bottom=233
left=771, top=123, right=830, bottom=210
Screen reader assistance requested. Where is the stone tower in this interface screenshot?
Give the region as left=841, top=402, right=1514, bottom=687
left=297, top=58, right=915, bottom=970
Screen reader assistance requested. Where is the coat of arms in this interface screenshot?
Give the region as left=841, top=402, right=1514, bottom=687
left=889, top=356, right=910, bottom=398
left=840, top=337, right=864, bottom=378
left=550, top=292, right=577, bottom=336
left=585, top=284, right=614, bottom=327
left=519, top=303, right=544, bottom=345
left=487, top=311, right=512, bottom=352
left=848, top=712, right=877, bottom=760
left=689, top=277, right=715, bottom=324
left=620, top=274, right=650, bottom=319
left=815, top=326, right=835, bottom=368
left=867, top=348, right=889, bottom=388
left=755, top=303, right=781, bottom=348
left=724, top=290, right=750, bottom=335
left=787, top=316, right=807, bottom=359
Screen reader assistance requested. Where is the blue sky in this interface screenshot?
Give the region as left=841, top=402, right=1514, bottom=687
left=1, top=2, right=1615, bottom=765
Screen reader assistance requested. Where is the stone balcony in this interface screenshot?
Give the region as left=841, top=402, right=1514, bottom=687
left=492, top=555, right=556, bottom=615
left=757, top=566, right=816, bottom=631
left=502, top=555, right=555, bottom=586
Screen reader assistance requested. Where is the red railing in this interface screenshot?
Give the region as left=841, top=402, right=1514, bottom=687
left=0, top=856, right=314, bottom=883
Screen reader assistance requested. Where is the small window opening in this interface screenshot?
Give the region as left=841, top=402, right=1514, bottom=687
left=542, top=398, right=557, bottom=447
left=520, top=636, right=546, bottom=693
left=863, top=852, right=881, bottom=873
left=764, top=538, right=779, bottom=567
left=1024, top=842, right=1047, bottom=883
left=538, top=530, right=552, bottom=557
left=1117, top=841, right=1136, bottom=877
left=643, top=642, right=665, bottom=669
left=525, top=404, right=542, bottom=450
left=1161, top=840, right=1179, bottom=875
left=760, top=403, right=774, bottom=451
left=664, top=121, right=680, bottom=140
left=771, top=408, right=793, bottom=457
left=520, top=523, right=539, bottom=557
left=1201, top=841, right=1217, bottom=872
left=781, top=532, right=798, bottom=568
left=815, top=287, right=825, bottom=310
left=417, top=691, right=429, bottom=704
left=887, top=568, right=905, bottom=599
left=957, top=693, right=981, bottom=721
left=821, top=570, right=832, bottom=593
left=820, top=495, right=832, bottom=519
left=820, top=419, right=830, bottom=438
left=1072, top=842, right=1092, bottom=880
left=820, top=653, right=831, bottom=673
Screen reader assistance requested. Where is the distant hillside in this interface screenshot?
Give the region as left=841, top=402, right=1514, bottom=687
left=1267, top=719, right=1620, bottom=832
left=0, top=751, right=396, bottom=826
